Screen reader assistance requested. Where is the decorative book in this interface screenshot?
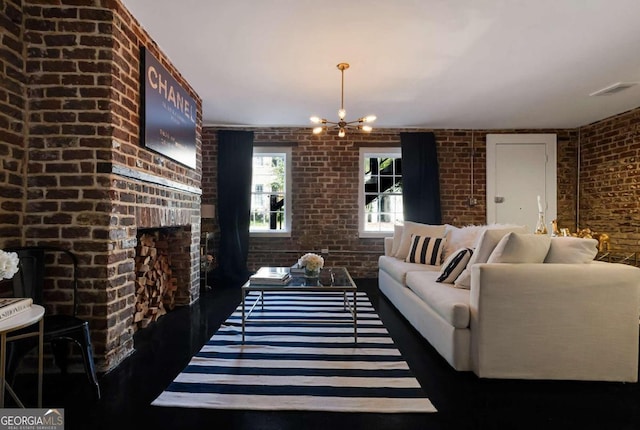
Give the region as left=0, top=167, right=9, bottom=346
left=250, top=267, right=292, bottom=285
left=0, top=297, right=34, bottom=321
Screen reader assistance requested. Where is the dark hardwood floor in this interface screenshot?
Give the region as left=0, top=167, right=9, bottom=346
left=11, top=279, right=640, bottom=430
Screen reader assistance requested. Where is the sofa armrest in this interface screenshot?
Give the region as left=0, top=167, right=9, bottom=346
left=384, top=237, right=394, bottom=256
left=470, top=262, right=640, bottom=382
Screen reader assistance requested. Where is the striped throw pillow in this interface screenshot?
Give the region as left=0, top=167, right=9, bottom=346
left=405, top=235, right=445, bottom=266
left=436, top=248, right=473, bottom=283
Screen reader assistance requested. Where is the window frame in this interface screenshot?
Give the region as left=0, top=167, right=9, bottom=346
left=250, top=146, right=292, bottom=238
left=358, top=147, right=403, bottom=238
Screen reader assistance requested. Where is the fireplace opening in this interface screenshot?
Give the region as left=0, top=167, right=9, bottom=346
left=133, top=226, right=192, bottom=331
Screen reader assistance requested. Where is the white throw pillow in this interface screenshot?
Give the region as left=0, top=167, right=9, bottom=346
left=394, top=221, right=446, bottom=260
left=544, top=237, right=598, bottom=263
left=405, top=235, right=446, bottom=266
left=390, top=223, right=404, bottom=257
left=442, top=225, right=485, bottom=262
left=437, top=248, right=473, bottom=283
left=487, top=233, right=551, bottom=264
left=454, top=228, right=526, bottom=289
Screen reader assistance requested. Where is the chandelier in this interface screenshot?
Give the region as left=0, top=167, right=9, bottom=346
left=310, top=63, right=376, bottom=138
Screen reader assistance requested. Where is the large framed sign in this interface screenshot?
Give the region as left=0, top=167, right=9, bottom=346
left=140, top=46, right=197, bottom=169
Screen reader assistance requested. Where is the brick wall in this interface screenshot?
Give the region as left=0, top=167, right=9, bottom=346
left=0, top=0, right=203, bottom=372
left=202, top=127, right=577, bottom=278
left=579, top=107, right=640, bottom=250
left=0, top=0, right=25, bottom=244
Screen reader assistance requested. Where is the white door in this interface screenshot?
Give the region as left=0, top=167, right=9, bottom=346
left=486, top=134, right=557, bottom=232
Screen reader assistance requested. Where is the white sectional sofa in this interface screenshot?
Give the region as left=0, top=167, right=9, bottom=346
left=378, top=223, right=640, bottom=382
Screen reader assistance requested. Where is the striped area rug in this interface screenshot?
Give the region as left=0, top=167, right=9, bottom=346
left=151, top=291, right=436, bottom=413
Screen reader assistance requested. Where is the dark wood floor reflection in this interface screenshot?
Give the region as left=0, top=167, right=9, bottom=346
left=13, top=279, right=640, bottom=430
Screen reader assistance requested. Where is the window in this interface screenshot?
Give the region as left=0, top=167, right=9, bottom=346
left=359, top=147, right=403, bottom=237
left=250, top=147, right=291, bottom=236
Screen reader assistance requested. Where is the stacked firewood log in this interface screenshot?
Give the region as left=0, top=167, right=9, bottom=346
left=134, top=232, right=178, bottom=330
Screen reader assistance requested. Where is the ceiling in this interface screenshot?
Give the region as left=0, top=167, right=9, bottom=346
left=120, top=0, right=640, bottom=130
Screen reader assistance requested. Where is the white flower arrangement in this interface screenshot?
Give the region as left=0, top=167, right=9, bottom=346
left=298, top=253, right=324, bottom=271
left=0, top=249, right=19, bottom=280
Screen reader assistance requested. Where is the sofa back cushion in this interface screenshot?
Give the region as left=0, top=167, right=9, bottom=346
left=390, top=223, right=404, bottom=256
left=405, top=235, right=445, bottom=265
left=442, top=224, right=529, bottom=262
left=487, top=233, right=551, bottom=263
left=544, top=237, right=598, bottom=263
left=394, top=221, right=446, bottom=260
left=454, top=226, right=527, bottom=289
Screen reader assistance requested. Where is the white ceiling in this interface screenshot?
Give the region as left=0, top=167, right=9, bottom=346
left=120, top=0, right=640, bottom=129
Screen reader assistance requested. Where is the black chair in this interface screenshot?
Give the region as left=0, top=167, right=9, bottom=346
left=5, top=246, right=100, bottom=399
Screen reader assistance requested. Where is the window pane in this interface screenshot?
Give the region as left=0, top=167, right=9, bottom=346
left=362, top=152, right=402, bottom=233
left=251, top=152, right=288, bottom=233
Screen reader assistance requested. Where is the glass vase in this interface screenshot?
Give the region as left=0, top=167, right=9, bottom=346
left=304, top=267, right=320, bottom=278
left=535, top=212, right=548, bottom=235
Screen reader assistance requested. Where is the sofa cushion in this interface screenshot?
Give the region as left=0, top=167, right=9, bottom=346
left=378, top=255, right=439, bottom=285
left=442, top=224, right=529, bottom=262
left=487, top=233, right=551, bottom=264
left=406, top=271, right=471, bottom=329
left=390, top=223, right=404, bottom=256
left=544, top=237, right=598, bottom=263
left=442, top=225, right=485, bottom=261
left=454, top=227, right=528, bottom=289
left=405, top=235, right=445, bottom=265
left=394, top=221, right=446, bottom=260
left=437, top=248, right=473, bottom=283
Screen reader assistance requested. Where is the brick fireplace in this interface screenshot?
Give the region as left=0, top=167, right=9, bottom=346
left=0, top=0, right=203, bottom=372
left=104, top=169, right=202, bottom=369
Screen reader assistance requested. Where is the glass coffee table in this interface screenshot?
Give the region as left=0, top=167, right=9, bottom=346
left=241, top=267, right=358, bottom=343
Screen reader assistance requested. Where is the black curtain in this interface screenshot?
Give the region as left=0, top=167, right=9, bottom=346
left=215, top=130, right=254, bottom=286
left=400, top=132, right=442, bottom=224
